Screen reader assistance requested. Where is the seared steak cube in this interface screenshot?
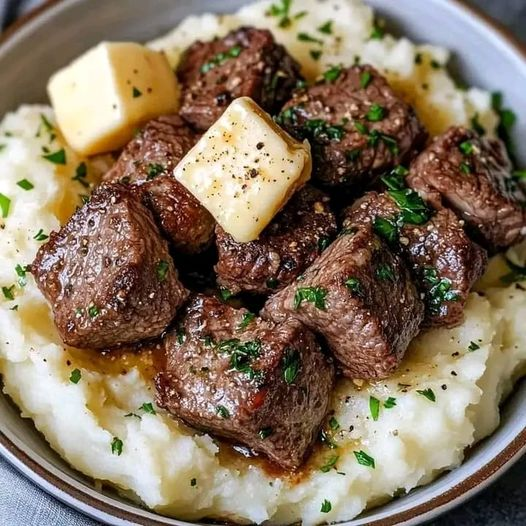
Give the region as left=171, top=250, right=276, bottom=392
left=407, top=126, right=526, bottom=250
left=104, top=115, right=215, bottom=254
left=215, top=186, right=337, bottom=294
left=155, top=294, right=334, bottom=470
left=344, top=190, right=487, bottom=327
left=276, top=65, right=427, bottom=188
left=177, top=27, right=302, bottom=130
left=263, top=225, right=423, bottom=379
left=31, top=183, right=188, bottom=349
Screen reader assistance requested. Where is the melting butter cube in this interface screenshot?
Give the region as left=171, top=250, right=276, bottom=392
left=174, top=97, right=312, bottom=243
left=48, top=42, right=179, bottom=156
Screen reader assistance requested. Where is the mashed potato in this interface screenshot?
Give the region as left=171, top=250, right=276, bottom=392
left=0, top=1, right=524, bottom=524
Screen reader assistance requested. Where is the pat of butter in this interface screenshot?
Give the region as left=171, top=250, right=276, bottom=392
left=48, top=42, right=179, bottom=156
left=174, top=97, right=312, bottom=243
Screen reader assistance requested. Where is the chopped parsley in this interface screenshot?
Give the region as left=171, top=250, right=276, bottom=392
left=319, top=429, right=338, bottom=449
left=355, top=122, right=399, bottom=154
left=384, top=397, right=397, bottom=409
left=318, top=21, right=333, bottom=35
left=190, top=478, right=197, bottom=487
left=238, top=312, right=255, bottom=331
left=459, top=161, right=472, bottom=175
left=69, top=368, right=82, bottom=384
left=458, top=140, right=474, bottom=155
left=373, top=216, right=399, bottom=244
left=216, top=405, right=230, bottom=419
left=294, top=286, right=327, bottom=310
left=87, top=305, right=100, bottom=318
left=17, top=179, right=34, bottom=191
left=370, top=24, right=384, bottom=40
left=323, top=65, right=342, bottom=83
left=369, top=396, right=380, bottom=421
left=217, top=338, right=263, bottom=382
left=310, top=49, right=322, bottom=61
left=492, top=91, right=517, bottom=163
left=360, top=70, right=372, bottom=89
left=111, top=437, right=123, bottom=456
left=417, top=388, right=436, bottom=402
left=72, top=162, right=89, bottom=188
left=414, top=53, right=423, bottom=65
left=42, top=148, right=66, bottom=165
left=219, top=287, right=234, bottom=301
left=381, top=165, right=409, bottom=190
left=329, top=416, right=340, bottom=431
left=501, top=256, right=526, bottom=284
left=140, top=402, right=156, bottom=414
left=147, top=163, right=165, bottom=180
left=430, top=59, right=441, bottom=69
left=320, top=499, right=332, bottom=513
left=376, top=263, right=395, bottom=282
left=33, top=229, right=49, bottom=241
left=301, top=118, right=345, bottom=141
left=132, top=87, right=142, bottom=98
left=318, top=237, right=330, bottom=252
left=258, top=427, right=273, bottom=439
left=0, top=193, right=11, bottom=218
left=124, top=412, right=141, bottom=419
left=354, top=450, right=375, bottom=468
left=200, top=45, right=242, bottom=73
left=15, top=264, right=27, bottom=287
left=344, top=277, right=363, bottom=297
left=266, top=0, right=293, bottom=28
left=387, top=188, right=431, bottom=225
left=176, top=329, right=186, bottom=345
left=514, top=170, right=526, bottom=180
left=2, top=285, right=15, bottom=301
left=156, top=260, right=169, bottom=282
left=282, top=348, right=301, bottom=384
left=423, top=267, right=460, bottom=314
left=468, top=341, right=480, bottom=352
left=320, top=454, right=339, bottom=473
left=366, top=103, right=386, bottom=122
left=297, top=32, right=323, bottom=45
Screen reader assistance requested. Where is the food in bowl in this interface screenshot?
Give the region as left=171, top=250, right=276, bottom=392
left=0, top=0, right=525, bottom=524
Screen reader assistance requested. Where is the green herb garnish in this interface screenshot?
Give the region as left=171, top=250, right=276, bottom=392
left=321, top=499, right=332, bottom=513
left=219, top=288, right=233, bottom=301
left=369, top=396, right=380, bottom=421
left=294, top=286, right=327, bottom=310
left=376, top=263, right=395, bottom=282
left=459, top=141, right=474, bottom=155
left=320, top=455, right=339, bottom=473
left=258, top=427, right=273, bottom=439
left=310, top=49, right=322, bottom=60
left=200, top=45, right=243, bottom=73
left=217, top=338, right=263, bottom=381
left=132, top=87, right=142, bottom=98
left=373, top=216, right=399, bottom=244
left=17, top=179, right=34, bottom=191
left=320, top=429, right=338, bottom=449
left=87, top=305, right=100, bottom=318
left=423, top=267, right=460, bottom=314
left=417, top=388, right=436, bottom=402
left=15, top=264, right=27, bottom=287
left=111, top=437, right=123, bottom=455
left=73, top=162, right=89, bottom=188
left=42, top=148, right=66, bottom=165
left=366, top=103, right=386, bottom=122
left=370, top=24, right=384, bottom=40
left=69, top=368, right=82, bottom=384
left=238, top=312, right=255, bottom=331
left=329, top=416, right=340, bottom=431
left=360, top=71, right=372, bottom=89
left=140, top=402, right=156, bottom=414
left=33, top=229, right=49, bottom=241
left=323, top=65, right=342, bottom=83
left=267, top=0, right=292, bottom=28
left=318, top=21, right=333, bottom=35
left=216, top=405, right=230, bottom=419
left=147, top=163, right=165, bottom=180
left=297, top=32, right=323, bottom=44
left=282, top=348, right=301, bottom=384
left=384, top=397, right=397, bottom=409
left=492, top=91, right=517, bottom=163
left=266, top=277, right=279, bottom=289
left=501, top=256, right=526, bottom=284
left=345, top=277, right=363, bottom=296
left=2, top=285, right=15, bottom=301
left=156, top=260, right=169, bottom=282
left=468, top=341, right=480, bottom=352
left=354, top=450, right=375, bottom=468
left=301, top=118, right=345, bottom=141
left=471, top=113, right=485, bottom=135
left=0, top=193, right=11, bottom=218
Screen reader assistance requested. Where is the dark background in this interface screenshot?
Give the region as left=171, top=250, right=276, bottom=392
left=0, top=0, right=525, bottom=525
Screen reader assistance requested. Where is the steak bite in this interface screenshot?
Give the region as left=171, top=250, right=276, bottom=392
left=104, top=115, right=215, bottom=254
left=177, top=26, right=302, bottom=130
left=215, top=186, right=338, bottom=294
left=407, top=126, right=526, bottom=251
left=276, top=64, right=427, bottom=188
left=31, top=183, right=188, bottom=349
left=344, top=190, right=487, bottom=327
left=155, top=294, right=334, bottom=470
left=262, top=225, right=424, bottom=379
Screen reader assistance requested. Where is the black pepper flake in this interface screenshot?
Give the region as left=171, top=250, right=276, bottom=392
left=256, top=142, right=264, bottom=150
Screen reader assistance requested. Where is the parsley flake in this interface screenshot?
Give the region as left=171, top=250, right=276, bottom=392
left=238, top=312, right=255, bottom=331
left=15, top=264, right=27, bottom=287
left=323, top=65, right=342, bottom=83
left=384, top=397, right=397, bottom=409
left=33, top=229, right=49, bottom=241
left=468, top=341, right=480, bottom=352
left=111, top=437, right=123, bottom=456
left=282, top=348, right=301, bottom=384
left=147, top=163, right=164, bottom=180
left=373, top=216, right=399, bottom=244
left=329, top=416, right=340, bottom=431
left=0, top=193, right=11, bottom=218
left=294, top=286, right=327, bottom=310
left=417, top=388, right=436, bottom=402
left=376, top=263, right=395, bottom=282
left=366, top=103, right=386, bottom=122
left=258, top=427, right=273, bottom=439
left=42, top=148, right=66, bottom=165
left=216, top=405, right=230, bottom=419
left=88, top=305, right=100, bottom=318
left=298, top=32, right=323, bottom=44
left=17, top=179, right=34, bottom=191
left=140, top=402, right=156, bottom=414
left=321, top=499, right=332, bottom=513
left=69, top=368, right=82, bottom=384
left=370, top=24, right=384, bottom=40
left=360, top=71, right=372, bottom=89
left=310, top=49, right=322, bottom=61
left=2, top=285, right=15, bottom=301
left=132, top=87, right=142, bottom=98
left=190, top=478, right=197, bottom=487
left=200, top=45, right=242, bottom=73
left=459, top=141, right=474, bottom=155
left=320, top=454, right=339, bottom=473
left=423, top=267, right=460, bottom=314
left=73, top=162, right=89, bottom=188
left=354, top=450, right=375, bottom=468
left=369, top=396, right=380, bottom=421
left=345, top=277, right=363, bottom=296
left=156, top=260, right=169, bottom=282
left=318, top=21, right=333, bottom=35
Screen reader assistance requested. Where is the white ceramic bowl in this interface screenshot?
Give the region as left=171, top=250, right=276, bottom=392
left=0, top=1, right=525, bottom=525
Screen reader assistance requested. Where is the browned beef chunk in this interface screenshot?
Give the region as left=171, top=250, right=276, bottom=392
left=215, top=186, right=337, bottom=295
left=155, top=294, right=334, bottom=470
left=31, top=183, right=188, bottom=349
left=407, top=126, right=526, bottom=251
left=262, top=225, right=423, bottom=379
left=177, top=27, right=302, bottom=130
left=344, top=190, right=487, bottom=327
left=104, top=115, right=215, bottom=254
left=276, top=65, right=427, bottom=188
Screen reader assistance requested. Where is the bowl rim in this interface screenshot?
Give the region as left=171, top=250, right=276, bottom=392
left=0, top=1, right=525, bottom=525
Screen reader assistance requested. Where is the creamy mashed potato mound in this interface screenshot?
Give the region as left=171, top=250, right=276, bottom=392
left=0, top=1, right=524, bottom=524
